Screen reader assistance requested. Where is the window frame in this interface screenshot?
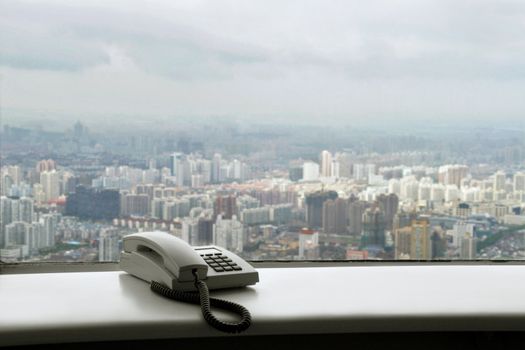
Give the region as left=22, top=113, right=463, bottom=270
left=2, top=259, right=525, bottom=275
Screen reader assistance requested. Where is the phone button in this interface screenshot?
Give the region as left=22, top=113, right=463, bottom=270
left=233, top=266, right=242, bottom=271
left=213, top=267, right=225, bottom=272
left=224, top=267, right=233, bottom=271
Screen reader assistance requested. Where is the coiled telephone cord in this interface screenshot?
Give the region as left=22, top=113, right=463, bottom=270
left=150, top=270, right=252, bottom=333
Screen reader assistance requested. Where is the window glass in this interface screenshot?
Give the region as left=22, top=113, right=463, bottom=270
left=1, top=0, right=524, bottom=262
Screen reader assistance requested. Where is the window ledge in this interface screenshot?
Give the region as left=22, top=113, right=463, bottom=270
left=2, top=266, right=525, bottom=346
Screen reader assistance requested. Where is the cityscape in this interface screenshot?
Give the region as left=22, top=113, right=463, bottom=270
left=1, top=120, right=524, bottom=263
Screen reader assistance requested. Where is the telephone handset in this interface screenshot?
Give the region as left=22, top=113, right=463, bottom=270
left=120, top=231, right=259, bottom=333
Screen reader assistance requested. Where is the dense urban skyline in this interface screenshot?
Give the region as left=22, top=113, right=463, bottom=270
left=1, top=120, right=524, bottom=262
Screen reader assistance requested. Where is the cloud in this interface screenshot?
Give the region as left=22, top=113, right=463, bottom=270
left=0, top=1, right=268, bottom=79
left=1, top=0, right=524, bottom=122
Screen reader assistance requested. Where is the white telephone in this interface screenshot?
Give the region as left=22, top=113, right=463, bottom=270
left=120, top=231, right=258, bottom=333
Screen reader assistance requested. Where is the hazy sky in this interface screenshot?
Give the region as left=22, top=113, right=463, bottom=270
left=1, top=0, right=525, bottom=125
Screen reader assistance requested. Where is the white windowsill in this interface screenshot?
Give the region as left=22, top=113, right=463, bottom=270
left=1, top=265, right=525, bottom=346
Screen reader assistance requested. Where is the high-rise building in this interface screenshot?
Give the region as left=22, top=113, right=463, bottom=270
left=302, top=162, right=320, bottom=181
left=169, top=153, right=183, bottom=177
left=320, top=150, right=332, bottom=177
left=394, top=219, right=431, bottom=260
left=40, top=213, right=60, bottom=248
left=431, top=228, right=447, bottom=259
left=269, top=204, right=293, bottom=225
left=98, top=229, right=120, bottom=262
left=322, top=198, right=348, bottom=234
left=305, top=191, right=338, bottom=228
left=361, top=208, right=386, bottom=249
left=175, top=157, right=191, bottom=187
left=196, top=217, right=214, bottom=245
left=120, top=193, right=150, bottom=217
left=428, top=184, right=444, bottom=203
left=6, top=166, right=22, bottom=186
left=211, top=153, right=222, bottom=183
left=492, top=170, right=507, bottom=201
left=376, top=193, right=399, bottom=230
left=40, top=170, right=60, bottom=202
left=36, top=159, right=56, bottom=173
left=460, top=235, right=477, bottom=259
left=393, top=212, right=418, bottom=231
left=214, top=195, right=237, bottom=220
left=213, top=215, right=243, bottom=253
left=336, top=153, right=352, bottom=178
left=65, top=186, right=120, bottom=220
left=0, top=196, right=35, bottom=249
left=299, top=229, right=319, bottom=259
left=0, top=197, right=11, bottom=248
left=348, top=200, right=366, bottom=235
left=353, top=164, right=366, bottom=181
left=513, top=172, right=525, bottom=192
left=182, top=217, right=199, bottom=244
left=1, top=173, right=14, bottom=196
left=4, top=221, right=31, bottom=252
left=454, top=203, right=472, bottom=218
left=493, top=171, right=506, bottom=191
left=240, top=207, right=271, bottom=225
left=191, top=174, right=204, bottom=188
left=438, top=165, right=469, bottom=188
left=330, top=160, right=340, bottom=178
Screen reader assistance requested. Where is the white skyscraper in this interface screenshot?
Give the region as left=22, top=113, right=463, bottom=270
left=182, top=217, right=199, bottom=244
left=99, top=229, right=120, bottom=262
left=169, top=152, right=183, bottom=177
left=175, top=157, right=191, bottom=188
left=431, top=184, right=446, bottom=202
left=302, top=162, right=320, bottom=181
left=299, top=230, right=319, bottom=259
left=211, top=153, right=222, bottom=183
left=4, top=221, right=40, bottom=257
left=418, top=184, right=432, bottom=201
left=6, top=166, right=22, bottom=185
left=330, top=160, right=340, bottom=178
left=19, top=197, right=34, bottom=223
left=493, top=171, right=507, bottom=201
left=493, top=171, right=506, bottom=191
left=40, top=213, right=60, bottom=248
left=445, top=185, right=460, bottom=202
left=191, top=174, right=204, bottom=188
left=320, top=150, right=332, bottom=177
left=353, top=164, right=366, bottom=181
left=232, top=159, right=243, bottom=180
left=514, top=172, right=525, bottom=192
left=40, top=170, right=60, bottom=202
left=388, top=179, right=401, bottom=196
left=213, top=215, right=244, bottom=253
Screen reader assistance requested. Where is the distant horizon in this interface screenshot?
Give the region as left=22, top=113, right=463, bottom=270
left=2, top=107, right=525, bottom=134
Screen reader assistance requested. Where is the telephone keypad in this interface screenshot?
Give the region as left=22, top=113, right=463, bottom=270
left=200, top=252, right=243, bottom=273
